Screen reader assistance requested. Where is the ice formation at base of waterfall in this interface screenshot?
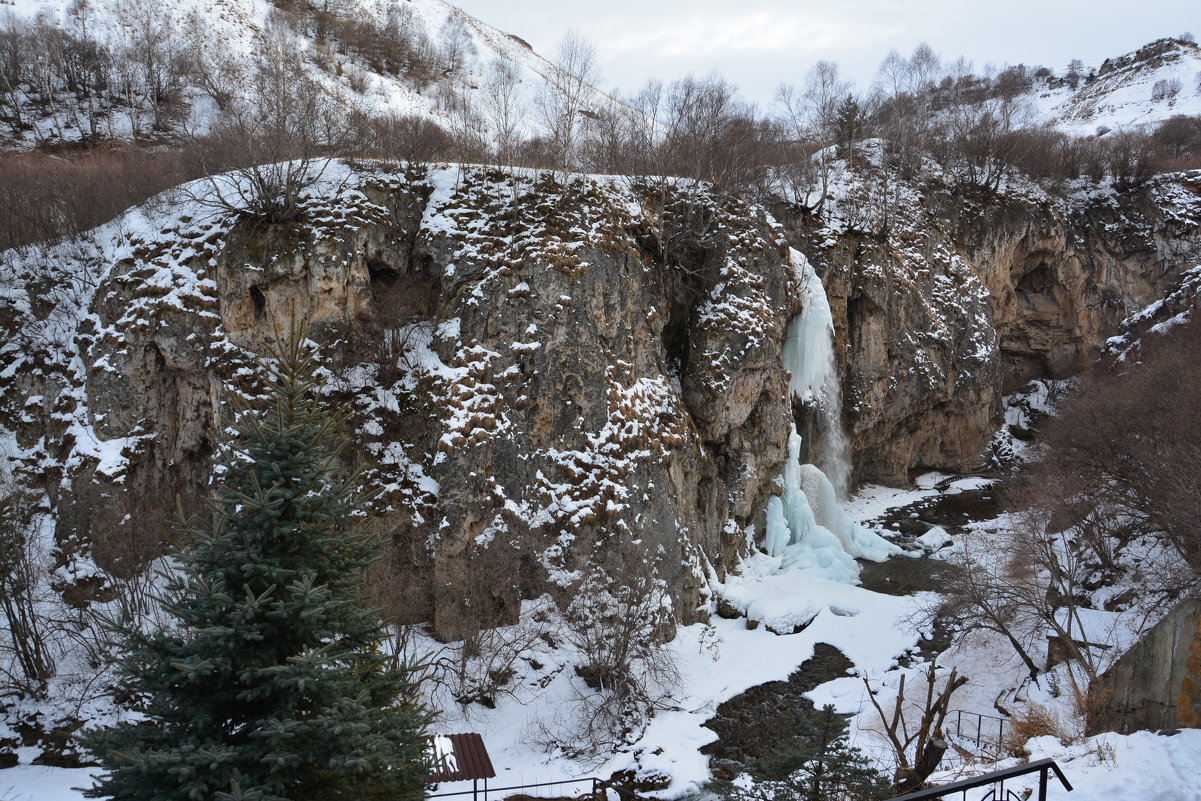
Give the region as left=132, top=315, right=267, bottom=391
left=744, top=247, right=901, bottom=621
left=763, top=427, right=901, bottom=584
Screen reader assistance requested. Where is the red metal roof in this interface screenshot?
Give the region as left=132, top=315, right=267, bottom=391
left=425, top=732, right=497, bottom=783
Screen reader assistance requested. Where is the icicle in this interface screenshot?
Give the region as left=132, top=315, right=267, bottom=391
left=763, top=424, right=900, bottom=584
left=764, top=496, right=790, bottom=558
left=783, top=248, right=852, bottom=497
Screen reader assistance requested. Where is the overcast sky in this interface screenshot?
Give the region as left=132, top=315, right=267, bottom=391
left=452, top=0, right=1199, bottom=107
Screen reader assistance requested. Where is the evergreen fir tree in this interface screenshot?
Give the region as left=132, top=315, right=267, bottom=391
left=82, top=333, right=432, bottom=801
left=834, top=94, right=864, bottom=163
left=741, top=705, right=890, bottom=801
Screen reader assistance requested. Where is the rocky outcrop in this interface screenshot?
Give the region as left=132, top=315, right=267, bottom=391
left=3, top=159, right=1198, bottom=639
left=0, top=164, right=800, bottom=641
left=952, top=174, right=1201, bottom=391
left=1087, top=593, right=1201, bottom=735
left=776, top=156, right=1201, bottom=485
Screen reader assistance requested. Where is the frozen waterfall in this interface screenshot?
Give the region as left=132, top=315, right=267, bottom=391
left=782, top=249, right=852, bottom=497
left=762, top=250, right=901, bottom=582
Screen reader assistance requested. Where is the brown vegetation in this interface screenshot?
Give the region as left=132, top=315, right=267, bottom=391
left=1017, top=313, right=1201, bottom=578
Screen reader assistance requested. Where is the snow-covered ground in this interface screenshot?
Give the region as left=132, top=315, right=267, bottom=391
left=13, top=468, right=1200, bottom=801
left=1031, top=39, right=1201, bottom=135
left=0, top=0, right=617, bottom=148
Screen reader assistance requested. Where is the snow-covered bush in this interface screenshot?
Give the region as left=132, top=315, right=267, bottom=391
left=554, top=563, right=679, bottom=753
left=986, top=427, right=1016, bottom=468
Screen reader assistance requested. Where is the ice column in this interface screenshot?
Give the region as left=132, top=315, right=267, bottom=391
left=782, top=249, right=852, bottom=497
left=760, top=250, right=901, bottom=578
left=764, top=423, right=900, bottom=582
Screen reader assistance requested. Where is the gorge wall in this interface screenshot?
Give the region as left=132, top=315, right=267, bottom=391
left=2, top=159, right=1200, bottom=637
left=0, top=165, right=801, bottom=641
left=777, top=156, right=1201, bottom=484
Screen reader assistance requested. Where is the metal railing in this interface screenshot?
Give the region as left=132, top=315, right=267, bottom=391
left=885, top=757, right=1073, bottom=801
left=950, top=709, right=1007, bottom=755
left=427, top=776, right=602, bottom=801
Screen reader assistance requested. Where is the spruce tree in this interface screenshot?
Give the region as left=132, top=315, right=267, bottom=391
left=82, top=334, right=432, bottom=801
left=736, top=705, right=890, bottom=801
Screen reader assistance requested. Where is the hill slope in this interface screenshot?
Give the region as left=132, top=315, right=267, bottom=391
left=1030, top=37, right=1201, bottom=134
left=0, top=0, right=611, bottom=148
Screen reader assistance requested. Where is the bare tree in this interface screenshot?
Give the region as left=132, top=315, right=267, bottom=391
left=482, top=58, right=525, bottom=166
left=872, top=43, right=943, bottom=179
left=1103, top=129, right=1156, bottom=189
left=0, top=472, right=54, bottom=693
left=658, top=73, right=775, bottom=192
left=353, top=112, right=453, bottom=163
left=189, top=12, right=344, bottom=222
left=915, top=537, right=1044, bottom=681
left=58, top=0, right=114, bottom=140
left=111, top=0, right=191, bottom=132
left=934, top=93, right=1033, bottom=191
left=534, top=29, right=600, bottom=171
left=924, top=320, right=1201, bottom=716
left=556, top=557, right=680, bottom=753
left=1152, top=115, right=1201, bottom=164
left=775, top=61, right=852, bottom=212
left=1062, top=58, right=1083, bottom=89
left=624, top=78, right=668, bottom=175
left=0, top=13, right=31, bottom=134
left=863, top=664, right=968, bottom=794
left=184, top=7, right=242, bottom=112
left=1020, top=314, right=1201, bottom=575
left=436, top=12, right=476, bottom=74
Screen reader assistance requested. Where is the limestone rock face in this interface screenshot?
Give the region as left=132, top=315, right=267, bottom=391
left=951, top=175, right=1201, bottom=392
left=3, top=159, right=1198, bottom=639
left=776, top=162, right=1201, bottom=485
left=396, top=173, right=798, bottom=639
left=0, top=165, right=799, bottom=640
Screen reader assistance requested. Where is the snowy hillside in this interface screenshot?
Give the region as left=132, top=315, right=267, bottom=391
left=1030, top=38, right=1201, bottom=134
left=0, top=0, right=613, bottom=147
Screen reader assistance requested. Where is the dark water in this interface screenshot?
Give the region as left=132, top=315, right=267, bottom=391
left=701, top=643, right=855, bottom=776
left=868, top=485, right=1002, bottom=538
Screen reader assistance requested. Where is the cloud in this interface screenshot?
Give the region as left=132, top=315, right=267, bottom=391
left=594, top=5, right=895, bottom=60
left=453, top=0, right=1201, bottom=104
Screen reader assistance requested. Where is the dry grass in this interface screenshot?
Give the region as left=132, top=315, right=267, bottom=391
left=1002, top=703, right=1072, bottom=754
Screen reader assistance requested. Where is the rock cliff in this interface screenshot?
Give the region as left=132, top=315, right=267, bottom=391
left=0, top=164, right=800, bottom=640
left=3, top=159, right=1199, bottom=636
left=776, top=151, right=1201, bottom=484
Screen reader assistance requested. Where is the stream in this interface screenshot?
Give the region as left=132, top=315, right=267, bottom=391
left=701, top=473, right=1007, bottom=776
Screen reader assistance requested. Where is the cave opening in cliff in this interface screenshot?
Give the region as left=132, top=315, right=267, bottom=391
left=1017, top=261, right=1056, bottom=295
left=661, top=302, right=691, bottom=376
left=249, top=285, right=266, bottom=319
left=369, top=256, right=438, bottom=329
left=661, top=253, right=708, bottom=376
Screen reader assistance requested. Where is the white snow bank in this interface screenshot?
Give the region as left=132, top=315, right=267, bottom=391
left=0, top=763, right=95, bottom=801
left=916, top=525, right=952, bottom=551
left=622, top=588, right=926, bottom=796
left=934, top=729, right=1201, bottom=801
